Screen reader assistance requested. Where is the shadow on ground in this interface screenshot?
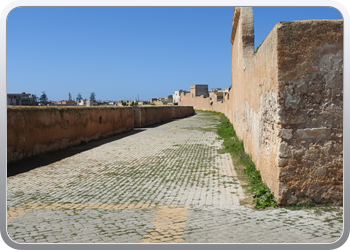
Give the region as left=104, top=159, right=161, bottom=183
left=7, top=114, right=197, bottom=177
left=7, top=129, right=146, bottom=177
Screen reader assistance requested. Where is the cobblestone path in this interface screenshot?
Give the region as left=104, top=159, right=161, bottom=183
left=7, top=112, right=343, bottom=244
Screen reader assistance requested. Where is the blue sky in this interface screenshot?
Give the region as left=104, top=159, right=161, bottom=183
left=7, top=7, right=342, bottom=102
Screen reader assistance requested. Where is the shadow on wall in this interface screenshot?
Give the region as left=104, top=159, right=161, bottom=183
left=7, top=129, right=145, bottom=177
left=8, top=106, right=195, bottom=164
left=7, top=112, right=197, bottom=177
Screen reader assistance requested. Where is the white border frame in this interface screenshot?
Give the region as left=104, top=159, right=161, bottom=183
left=1, top=1, right=348, bottom=250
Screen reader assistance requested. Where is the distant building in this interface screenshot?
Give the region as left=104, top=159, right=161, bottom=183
left=190, top=85, right=209, bottom=98
left=75, top=99, right=97, bottom=106
left=56, top=100, right=76, bottom=106
left=136, top=101, right=149, bottom=105
left=85, top=100, right=98, bottom=106
left=152, top=98, right=173, bottom=106
left=209, top=88, right=230, bottom=102
left=115, top=101, right=125, bottom=106
left=7, top=92, right=31, bottom=106
left=172, top=90, right=189, bottom=103
left=115, top=100, right=148, bottom=106
left=77, top=100, right=86, bottom=106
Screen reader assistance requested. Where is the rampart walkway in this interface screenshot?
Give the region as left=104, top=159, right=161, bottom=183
left=7, top=112, right=342, bottom=244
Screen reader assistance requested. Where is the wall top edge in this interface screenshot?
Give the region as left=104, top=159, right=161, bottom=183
left=277, top=19, right=343, bottom=25
left=7, top=106, right=194, bottom=109
left=7, top=106, right=133, bottom=110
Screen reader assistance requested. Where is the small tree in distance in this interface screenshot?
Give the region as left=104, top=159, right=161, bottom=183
left=30, top=94, right=38, bottom=104
left=39, top=91, right=48, bottom=105
left=76, top=93, right=83, bottom=103
left=130, top=101, right=139, bottom=106
left=90, top=92, right=96, bottom=102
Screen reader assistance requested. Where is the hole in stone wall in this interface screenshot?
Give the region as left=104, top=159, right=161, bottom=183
left=64, top=120, right=69, bottom=130
left=99, top=116, right=102, bottom=124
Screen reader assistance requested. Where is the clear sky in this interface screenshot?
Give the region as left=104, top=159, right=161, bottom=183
left=7, top=7, right=342, bottom=102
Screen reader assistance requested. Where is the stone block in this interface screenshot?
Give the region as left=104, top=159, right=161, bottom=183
left=278, top=142, right=293, bottom=158
left=296, top=128, right=330, bottom=140
left=280, top=114, right=307, bottom=125
left=285, top=93, right=301, bottom=109
left=279, top=129, right=293, bottom=139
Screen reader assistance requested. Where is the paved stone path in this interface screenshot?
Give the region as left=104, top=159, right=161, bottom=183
left=7, top=112, right=343, bottom=244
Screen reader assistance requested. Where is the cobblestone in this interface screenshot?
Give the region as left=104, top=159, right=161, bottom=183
left=7, top=112, right=343, bottom=244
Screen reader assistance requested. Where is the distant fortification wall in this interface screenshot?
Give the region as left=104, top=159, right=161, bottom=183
left=180, top=7, right=343, bottom=205
left=133, top=106, right=194, bottom=128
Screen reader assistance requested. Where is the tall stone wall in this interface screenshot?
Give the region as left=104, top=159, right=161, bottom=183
left=228, top=7, right=282, bottom=202
left=275, top=20, right=343, bottom=204
left=180, top=7, right=343, bottom=205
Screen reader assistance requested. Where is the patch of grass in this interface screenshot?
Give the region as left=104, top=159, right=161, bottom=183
left=217, top=115, right=236, bottom=138
left=284, top=203, right=316, bottom=211
left=215, top=112, right=277, bottom=209
left=283, top=203, right=343, bottom=216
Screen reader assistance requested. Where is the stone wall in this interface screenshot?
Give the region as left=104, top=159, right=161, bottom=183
left=173, top=106, right=194, bottom=119
left=8, top=106, right=195, bottom=163
left=229, top=7, right=282, bottom=203
left=179, top=7, right=343, bottom=205
left=275, top=20, right=343, bottom=204
left=7, top=107, right=134, bottom=163
left=133, top=106, right=194, bottom=128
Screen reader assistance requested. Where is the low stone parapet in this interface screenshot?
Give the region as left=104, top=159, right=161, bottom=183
left=133, top=106, right=194, bottom=128
left=8, top=106, right=195, bottom=163
left=7, top=107, right=134, bottom=163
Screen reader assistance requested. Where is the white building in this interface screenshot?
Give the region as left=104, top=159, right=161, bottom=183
left=173, top=90, right=188, bottom=103
left=77, top=100, right=97, bottom=106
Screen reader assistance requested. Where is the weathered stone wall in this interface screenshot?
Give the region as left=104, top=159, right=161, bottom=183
left=133, top=106, right=142, bottom=128
left=133, top=106, right=194, bottom=128
left=179, top=7, right=343, bottom=205
left=180, top=92, right=226, bottom=112
left=228, top=7, right=282, bottom=201
left=180, top=93, right=210, bottom=111
left=275, top=20, right=343, bottom=204
left=8, top=106, right=195, bottom=163
left=173, top=106, right=194, bottom=119
left=7, top=107, right=134, bottom=163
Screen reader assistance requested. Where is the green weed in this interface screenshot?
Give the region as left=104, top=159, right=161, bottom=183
left=215, top=112, right=277, bottom=209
